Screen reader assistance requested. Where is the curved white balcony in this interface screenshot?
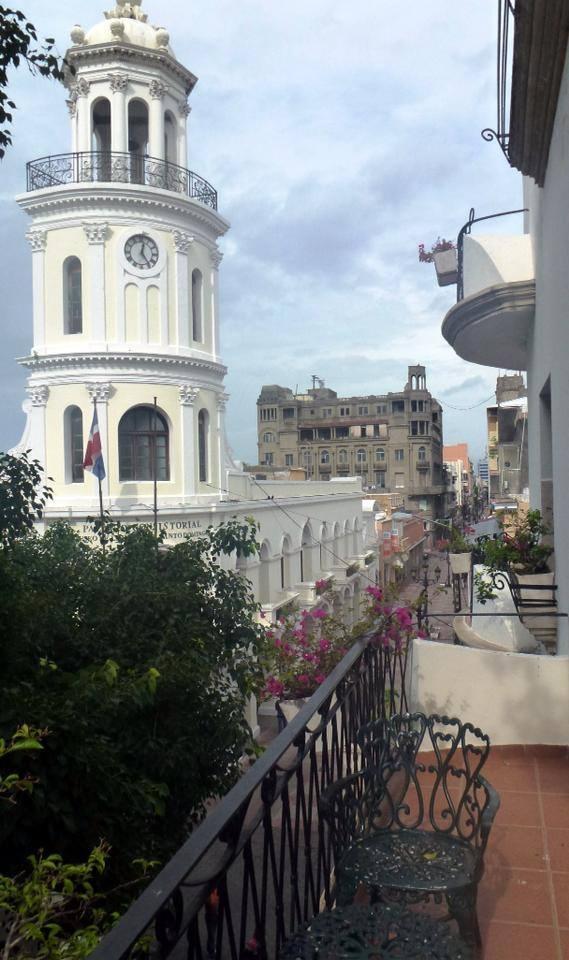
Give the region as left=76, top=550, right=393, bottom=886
left=442, top=233, right=535, bottom=371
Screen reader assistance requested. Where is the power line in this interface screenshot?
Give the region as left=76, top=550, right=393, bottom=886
left=438, top=393, right=495, bottom=411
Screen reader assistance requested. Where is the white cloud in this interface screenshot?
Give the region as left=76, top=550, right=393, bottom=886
left=0, top=0, right=522, bottom=465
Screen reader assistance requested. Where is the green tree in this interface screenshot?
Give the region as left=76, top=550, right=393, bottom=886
left=0, top=7, right=66, bottom=157
left=0, top=454, right=266, bottom=889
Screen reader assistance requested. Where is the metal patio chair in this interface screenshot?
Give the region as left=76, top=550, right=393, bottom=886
left=320, top=712, right=500, bottom=950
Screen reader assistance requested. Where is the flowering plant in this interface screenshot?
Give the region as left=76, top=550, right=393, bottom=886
left=263, top=607, right=350, bottom=700
left=435, top=538, right=450, bottom=552
left=360, top=585, right=426, bottom=650
left=418, top=237, right=456, bottom=263
left=315, top=576, right=334, bottom=596
left=263, top=587, right=423, bottom=701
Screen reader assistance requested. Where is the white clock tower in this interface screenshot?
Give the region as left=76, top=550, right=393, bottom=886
left=14, top=0, right=232, bottom=518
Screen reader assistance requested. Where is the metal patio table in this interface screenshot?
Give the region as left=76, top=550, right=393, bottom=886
left=279, top=902, right=473, bottom=959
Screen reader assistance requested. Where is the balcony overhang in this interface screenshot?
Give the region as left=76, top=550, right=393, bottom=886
left=442, top=279, right=535, bottom=371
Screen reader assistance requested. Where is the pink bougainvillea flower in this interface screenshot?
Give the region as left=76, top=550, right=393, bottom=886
left=297, top=674, right=310, bottom=685
left=315, top=673, right=326, bottom=684
left=365, top=586, right=383, bottom=601
left=417, top=629, right=429, bottom=639
left=265, top=676, right=285, bottom=697
left=395, top=607, right=413, bottom=629
left=311, top=608, right=327, bottom=620
left=319, top=637, right=331, bottom=652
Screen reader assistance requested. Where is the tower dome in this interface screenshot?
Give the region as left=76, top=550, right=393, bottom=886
left=72, top=1, right=174, bottom=54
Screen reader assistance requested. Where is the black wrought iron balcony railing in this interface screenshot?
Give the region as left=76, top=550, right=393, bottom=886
left=456, top=206, right=528, bottom=302
left=481, top=0, right=515, bottom=161
left=26, top=151, right=218, bottom=210
left=89, top=632, right=408, bottom=960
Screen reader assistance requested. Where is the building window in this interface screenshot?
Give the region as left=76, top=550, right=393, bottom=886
left=302, top=450, right=312, bottom=465
left=376, top=404, right=387, bottom=414
left=418, top=446, right=427, bottom=462
left=411, top=400, right=425, bottom=413
left=198, top=409, right=209, bottom=482
left=118, top=406, right=169, bottom=481
left=322, top=407, right=333, bottom=417
left=285, top=454, right=294, bottom=466
left=264, top=452, right=274, bottom=465
left=283, top=407, right=296, bottom=419
left=375, top=447, right=385, bottom=461
left=411, top=421, right=418, bottom=436
left=395, top=472, right=405, bottom=489
left=395, top=449, right=404, bottom=461
left=64, top=405, right=84, bottom=483
left=340, top=407, right=350, bottom=416
left=320, top=449, right=330, bottom=464
left=64, top=256, right=83, bottom=334
left=375, top=472, right=386, bottom=488
left=358, top=405, right=369, bottom=416
left=392, top=400, right=405, bottom=413
left=432, top=411, right=439, bottom=423
left=191, top=269, right=203, bottom=341
left=260, top=407, right=277, bottom=421
left=263, top=431, right=275, bottom=443
left=356, top=448, right=367, bottom=463
left=338, top=448, right=348, bottom=464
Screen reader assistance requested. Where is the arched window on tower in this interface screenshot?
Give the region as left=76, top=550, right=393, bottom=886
left=198, top=408, right=209, bottom=483
left=192, top=269, right=203, bottom=342
left=63, top=257, right=83, bottom=334
left=164, top=110, right=177, bottom=167
left=64, top=405, right=84, bottom=483
left=128, top=99, right=149, bottom=183
left=92, top=98, right=111, bottom=152
left=418, top=446, right=427, bottom=462
left=118, top=406, right=169, bottom=481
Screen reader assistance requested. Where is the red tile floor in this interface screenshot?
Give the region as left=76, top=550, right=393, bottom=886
left=478, top=745, right=569, bottom=960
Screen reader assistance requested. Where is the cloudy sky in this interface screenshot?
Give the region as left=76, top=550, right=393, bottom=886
left=0, top=0, right=523, bottom=465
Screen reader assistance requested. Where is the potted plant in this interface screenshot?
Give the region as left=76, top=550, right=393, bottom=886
left=477, top=510, right=555, bottom=618
left=418, top=237, right=458, bottom=287
left=448, top=528, right=472, bottom=576
left=315, top=576, right=334, bottom=596
left=262, top=588, right=420, bottom=730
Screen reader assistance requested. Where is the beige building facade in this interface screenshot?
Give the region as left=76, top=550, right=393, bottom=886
left=257, top=365, right=445, bottom=520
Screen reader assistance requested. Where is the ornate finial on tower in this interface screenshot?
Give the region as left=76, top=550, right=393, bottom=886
left=104, top=0, right=148, bottom=22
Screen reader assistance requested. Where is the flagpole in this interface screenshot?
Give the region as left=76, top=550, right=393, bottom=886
left=153, top=396, right=158, bottom=539
left=94, top=399, right=106, bottom=557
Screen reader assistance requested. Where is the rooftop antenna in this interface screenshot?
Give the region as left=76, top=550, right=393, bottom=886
left=311, top=374, right=319, bottom=390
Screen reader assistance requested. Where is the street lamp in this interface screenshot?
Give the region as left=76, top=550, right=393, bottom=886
left=413, top=555, right=442, bottom=632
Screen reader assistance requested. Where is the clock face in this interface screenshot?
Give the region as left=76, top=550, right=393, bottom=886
left=124, top=234, right=159, bottom=270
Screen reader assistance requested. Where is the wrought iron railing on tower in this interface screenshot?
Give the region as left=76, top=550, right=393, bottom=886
left=456, top=206, right=528, bottom=302
left=481, top=0, right=515, bottom=160
left=88, top=632, right=408, bottom=960
left=26, top=151, right=218, bottom=210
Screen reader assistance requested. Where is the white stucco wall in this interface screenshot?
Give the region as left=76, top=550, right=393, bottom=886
left=462, top=234, right=534, bottom=299
left=408, top=638, right=569, bottom=745
left=524, top=39, right=569, bottom=655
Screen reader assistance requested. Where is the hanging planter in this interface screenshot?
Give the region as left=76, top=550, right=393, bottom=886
left=418, top=238, right=458, bottom=287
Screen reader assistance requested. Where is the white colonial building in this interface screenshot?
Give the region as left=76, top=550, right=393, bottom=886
left=11, top=1, right=377, bottom=647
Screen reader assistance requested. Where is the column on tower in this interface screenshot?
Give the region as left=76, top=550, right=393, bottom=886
left=210, top=249, right=223, bottom=361
left=148, top=80, right=167, bottom=160
left=179, top=385, right=199, bottom=498
left=173, top=231, right=193, bottom=347
left=75, top=79, right=91, bottom=153
left=178, top=99, right=191, bottom=169
left=26, top=230, right=47, bottom=349
left=215, top=393, right=229, bottom=496
left=110, top=75, right=128, bottom=154
left=83, top=223, right=109, bottom=342
left=26, top=385, right=49, bottom=469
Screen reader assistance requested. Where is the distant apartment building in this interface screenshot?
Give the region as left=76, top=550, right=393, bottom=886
left=477, top=457, right=489, bottom=487
left=443, top=442, right=473, bottom=507
left=256, top=365, right=445, bottom=520
left=486, top=375, right=528, bottom=499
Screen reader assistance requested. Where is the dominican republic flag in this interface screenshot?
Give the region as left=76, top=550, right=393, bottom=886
left=83, top=407, right=106, bottom=481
